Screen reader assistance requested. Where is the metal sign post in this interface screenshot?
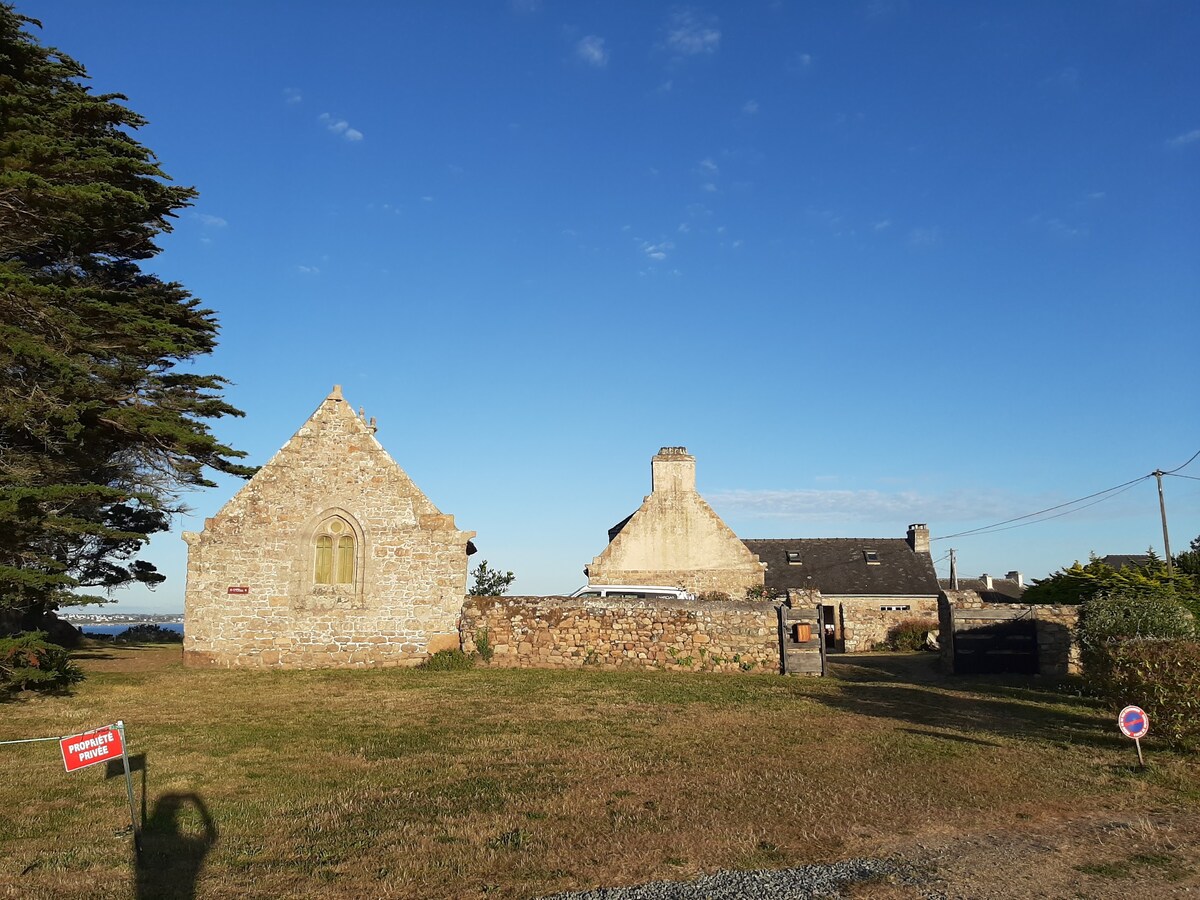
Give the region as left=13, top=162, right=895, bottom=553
left=115, top=721, right=141, bottom=855
left=1118, top=705, right=1150, bottom=767
left=54, top=722, right=141, bottom=855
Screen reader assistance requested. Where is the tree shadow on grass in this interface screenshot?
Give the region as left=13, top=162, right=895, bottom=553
left=816, top=658, right=1124, bottom=752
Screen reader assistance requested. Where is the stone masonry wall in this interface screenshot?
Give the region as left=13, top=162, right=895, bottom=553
left=836, top=597, right=940, bottom=652
left=183, top=389, right=472, bottom=669
left=939, top=591, right=1080, bottom=676
left=461, top=596, right=780, bottom=674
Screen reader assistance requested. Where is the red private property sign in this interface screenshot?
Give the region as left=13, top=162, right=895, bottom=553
left=60, top=725, right=124, bottom=772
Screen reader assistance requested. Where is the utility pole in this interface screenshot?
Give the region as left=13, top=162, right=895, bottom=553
left=1153, top=470, right=1173, bottom=576
left=949, top=548, right=958, bottom=590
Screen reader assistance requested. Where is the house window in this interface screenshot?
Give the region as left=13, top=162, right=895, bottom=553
left=314, top=516, right=355, bottom=585
left=881, top=604, right=910, bottom=612
left=863, top=550, right=880, bottom=565
left=786, top=551, right=802, bottom=565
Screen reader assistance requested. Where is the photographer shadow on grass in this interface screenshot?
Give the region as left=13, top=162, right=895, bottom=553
left=135, top=793, right=218, bottom=900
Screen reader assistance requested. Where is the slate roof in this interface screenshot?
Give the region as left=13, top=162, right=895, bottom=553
left=1101, top=554, right=1154, bottom=570
left=938, top=577, right=1024, bottom=602
left=744, top=538, right=939, bottom=597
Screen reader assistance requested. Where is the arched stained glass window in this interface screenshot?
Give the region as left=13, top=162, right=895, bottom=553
left=313, top=517, right=356, bottom=585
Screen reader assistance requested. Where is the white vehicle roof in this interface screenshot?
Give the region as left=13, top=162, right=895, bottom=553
left=569, top=584, right=695, bottom=598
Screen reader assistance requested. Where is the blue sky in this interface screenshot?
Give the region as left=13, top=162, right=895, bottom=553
left=28, top=1, right=1199, bottom=612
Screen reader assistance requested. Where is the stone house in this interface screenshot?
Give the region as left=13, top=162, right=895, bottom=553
left=585, top=447, right=766, bottom=598
left=938, top=572, right=1026, bottom=603
left=182, top=386, right=475, bottom=668
left=742, top=526, right=940, bottom=652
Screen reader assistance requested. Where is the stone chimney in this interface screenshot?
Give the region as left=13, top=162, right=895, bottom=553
left=1006, top=570, right=1024, bottom=587
left=981, top=573, right=993, bottom=590
left=651, top=447, right=696, bottom=494
left=906, top=523, right=930, bottom=554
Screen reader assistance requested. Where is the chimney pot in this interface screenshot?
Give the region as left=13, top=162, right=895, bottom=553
left=651, top=447, right=696, bottom=494
left=906, top=523, right=930, bottom=554
left=981, top=573, right=993, bottom=590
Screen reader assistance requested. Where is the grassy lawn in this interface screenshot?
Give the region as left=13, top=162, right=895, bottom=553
left=1, top=645, right=1197, bottom=899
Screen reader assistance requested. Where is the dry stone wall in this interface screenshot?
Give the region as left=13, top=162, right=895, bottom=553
left=836, top=597, right=940, bottom=652
left=461, top=595, right=780, bottom=674
left=938, top=591, right=1080, bottom=676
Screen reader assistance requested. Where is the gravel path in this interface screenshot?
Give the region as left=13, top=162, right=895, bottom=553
left=537, top=858, right=942, bottom=900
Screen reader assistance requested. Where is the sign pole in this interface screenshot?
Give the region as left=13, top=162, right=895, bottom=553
left=115, top=721, right=141, bottom=856
left=1134, top=737, right=1145, bottom=768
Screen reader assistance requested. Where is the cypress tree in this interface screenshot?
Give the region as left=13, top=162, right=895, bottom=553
left=0, top=6, right=252, bottom=624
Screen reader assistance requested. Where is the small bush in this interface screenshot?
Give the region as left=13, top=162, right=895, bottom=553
left=420, top=649, right=476, bottom=671
left=744, top=585, right=780, bottom=601
left=0, top=632, right=84, bottom=693
left=695, top=590, right=731, bottom=602
left=474, top=628, right=494, bottom=663
left=1078, top=588, right=1195, bottom=653
left=1090, top=639, right=1200, bottom=752
left=882, top=618, right=937, bottom=651
left=114, top=623, right=183, bottom=644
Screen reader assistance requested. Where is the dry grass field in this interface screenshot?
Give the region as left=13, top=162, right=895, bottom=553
left=1, top=644, right=1197, bottom=899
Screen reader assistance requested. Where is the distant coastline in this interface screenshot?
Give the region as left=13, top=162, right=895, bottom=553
left=61, top=612, right=184, bottom=626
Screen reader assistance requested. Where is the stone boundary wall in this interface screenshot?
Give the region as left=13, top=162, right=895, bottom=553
left=939, top=590, right=1080, bottom=676
left=460, top=596, right=780, bottom=675
left=837, top=597, right=940, bottom=652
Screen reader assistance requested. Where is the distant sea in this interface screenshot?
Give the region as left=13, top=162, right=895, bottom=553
left=79, top=623, right=184, bottom=637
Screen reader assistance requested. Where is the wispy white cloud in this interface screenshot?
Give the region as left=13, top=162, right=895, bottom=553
left=283, top=87, right=302, bottom=105
left=863, top=0, right=910, bottom=22
left=576, top=35, right=609, bottom=67
left=709, top=487, right=1026, bottom=525
left=641, top=240, right=674, bottom=261
left=297, top=265, right=320, bottom=275
left=1085, top=191, right=1106, bottom=201
left=697, top=157, right=719, bottom=176
left=700, top=182, right=718, bottom=193
left=666, top=9, right=721, bottom=56
left=318, top=112, right=364, bottom=142
left=742, top=99, right=759, bottom=115
left=193, top=213, right=227, bottom=228
left=786, top=52, right=813, bottom=73
left=873, top=219, right=892, bottom=231
left=1043, top=66, right=1080, bottom=95
left=1028, top=214, right=1087, bottom=240
left=1167, top=128, right=1200, bottom=149
left=908, top=226, right=940, bottom=247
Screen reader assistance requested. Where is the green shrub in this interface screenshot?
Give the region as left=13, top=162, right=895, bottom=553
left=114, top=623, right=183, bottom=644
left=474, top=628, right=494, bottom=663
left=882, top=618, right=937, bottom=651
left=1078, top=587, right=1196, bottom=651
left=1089, top=639, right=1200, bottom=752
left=695, top=590, right=731, bottom=602
left=0, top=632, right=84, bottom=693
left=420, top=649, right=476, bottom=671
left=744, top=585, right=780, bottom=601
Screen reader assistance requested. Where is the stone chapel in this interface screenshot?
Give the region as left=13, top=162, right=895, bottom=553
left=182, top=386, right=475, bottom=668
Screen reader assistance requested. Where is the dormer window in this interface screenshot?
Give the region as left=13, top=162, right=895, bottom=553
left=863, top=550, right=880, bottom=565
left=786, top=551, right=802, bottom=565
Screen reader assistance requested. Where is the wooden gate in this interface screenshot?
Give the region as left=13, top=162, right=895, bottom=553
left=779, top=602, right=826, bottom=675
left=950, top=608, right=1038, bottom=674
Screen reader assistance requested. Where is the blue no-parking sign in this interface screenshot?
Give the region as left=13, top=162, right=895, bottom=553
left=1118, top=706, right=1150, bottom=740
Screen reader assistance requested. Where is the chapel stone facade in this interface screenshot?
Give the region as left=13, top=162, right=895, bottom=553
left=182, top=386, right=475, bottom=668
left=586, top=447, right=766, bottom=598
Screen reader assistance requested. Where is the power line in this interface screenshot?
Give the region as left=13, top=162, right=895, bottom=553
left=1164, top=448, right=1200, bottom=475
left=1167, top=473, right=1200, bottom=483
left=932, top=474, right=1151, bottom=542
left=946, top=479, right=1146, bottom=539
